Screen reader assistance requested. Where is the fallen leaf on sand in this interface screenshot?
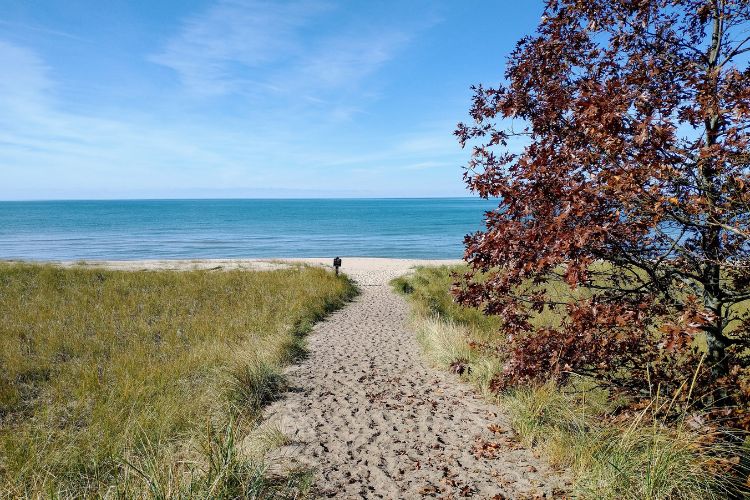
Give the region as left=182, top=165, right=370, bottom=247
left=488, top=424, right=505, bottom=434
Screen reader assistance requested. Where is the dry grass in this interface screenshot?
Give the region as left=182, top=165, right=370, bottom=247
left=394, top=265, right=747, bottom=499
left=503, top=382, right=744, bottom=499
left=0, top=262, right=356, bottom=498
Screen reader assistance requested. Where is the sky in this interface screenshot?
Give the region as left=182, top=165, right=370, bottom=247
left=0, top=0, right=545, bottom=200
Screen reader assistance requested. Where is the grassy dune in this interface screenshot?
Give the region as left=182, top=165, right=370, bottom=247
left=0, top=263, right=356, bottom=498
left=393, top=266, right=745, bottom=499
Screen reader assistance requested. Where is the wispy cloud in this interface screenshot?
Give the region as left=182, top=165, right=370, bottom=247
left=0, top=40, right=52, bottom=116
left=0, top=0, right=472, bottom=200
left=294, top=28, right=410, bottom=90
left=150, top=0, right=415, bottom=102
left=0, top=20, right=88, bottom=43
left=0, top=39, right=275, bottom=197
left=151, top=0, right=329, bottom=95
left=0, top=38, right=440, bottom=199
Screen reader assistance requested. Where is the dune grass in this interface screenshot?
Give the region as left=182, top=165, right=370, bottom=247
left=394, top=265, right=746, bottom=499
left=0, top=262, right=356, bottom=498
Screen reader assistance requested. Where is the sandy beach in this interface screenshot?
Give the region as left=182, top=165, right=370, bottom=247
left=55, top=257, right=460, bottom=277
left=52, top=257, right=566, bottom=497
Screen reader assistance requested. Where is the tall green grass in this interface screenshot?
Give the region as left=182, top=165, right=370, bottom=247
left=394, top=265, right=746, bottom=499
left=0, top=263, right=356, bottom=498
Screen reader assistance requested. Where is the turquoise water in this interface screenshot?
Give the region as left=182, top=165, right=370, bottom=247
left=0, top=199, right=496, bottom=260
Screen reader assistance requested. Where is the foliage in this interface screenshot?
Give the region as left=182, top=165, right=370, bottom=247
left=395, top=265, right=748, bottom=498
left=455, top=0, right=750, bottom=414
left=0, top=263, right=355, bottom=497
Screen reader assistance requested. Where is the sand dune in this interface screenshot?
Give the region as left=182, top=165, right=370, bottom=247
left=53, top=257, right=566, bottom=496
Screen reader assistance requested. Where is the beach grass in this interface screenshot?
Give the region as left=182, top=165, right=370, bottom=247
left=0, top=262, right=356, bottom=498
left=394, top=265, right=745, bottom=498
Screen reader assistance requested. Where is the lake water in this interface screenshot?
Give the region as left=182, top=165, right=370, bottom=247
left=0, top=198, right=496, bottom=260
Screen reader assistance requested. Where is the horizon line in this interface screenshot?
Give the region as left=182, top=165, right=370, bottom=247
left=0, top=196, right=494, bottom=203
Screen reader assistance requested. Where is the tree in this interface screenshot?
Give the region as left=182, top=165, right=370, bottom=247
left=455, top=0, right=750, bottom=402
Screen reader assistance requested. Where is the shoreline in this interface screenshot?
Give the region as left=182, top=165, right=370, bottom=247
left=1, top=258, right=463, bottom=283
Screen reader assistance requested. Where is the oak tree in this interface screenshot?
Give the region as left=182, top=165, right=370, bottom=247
left=456, top=0, right=750, bottom=404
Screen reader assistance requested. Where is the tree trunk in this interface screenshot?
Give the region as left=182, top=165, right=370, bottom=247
left=703, top=269, right=728, bottom=379
left=702, top=0, right=728, bottom=380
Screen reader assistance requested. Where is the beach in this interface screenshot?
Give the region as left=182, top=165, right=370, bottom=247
left=57, top=257, right=461, bottom=280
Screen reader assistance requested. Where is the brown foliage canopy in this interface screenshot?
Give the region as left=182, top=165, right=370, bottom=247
left=455, top=0, right=750, bottom=412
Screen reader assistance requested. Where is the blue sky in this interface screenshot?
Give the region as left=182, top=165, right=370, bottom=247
left=0, top=0, right=544, bottom=200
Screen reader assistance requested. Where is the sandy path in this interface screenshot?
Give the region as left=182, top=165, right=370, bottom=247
left=265, top=259, right=566, bottom=499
